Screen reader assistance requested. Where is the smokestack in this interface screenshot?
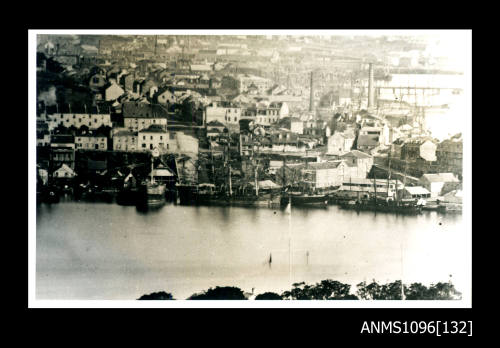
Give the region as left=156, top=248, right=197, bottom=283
left=309, top=71, right=314, bottom=112
left=368, top=63, right=374, bottom=109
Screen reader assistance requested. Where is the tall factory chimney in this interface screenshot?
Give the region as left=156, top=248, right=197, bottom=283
left=309, top=71, right=314, bottom=112
left=368, top=63, right=375, bottom=109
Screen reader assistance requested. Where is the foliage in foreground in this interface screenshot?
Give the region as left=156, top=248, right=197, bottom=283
left=254, top=292, right=283, bottom=300
left=137, top=291, right=174, bottom=300
left=138, top=280, right=462, bottom=300
left=187, top=286, right=247, bottom=300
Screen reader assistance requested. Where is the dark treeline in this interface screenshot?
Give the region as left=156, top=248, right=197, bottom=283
left=138, top=279, right=462, bottom=300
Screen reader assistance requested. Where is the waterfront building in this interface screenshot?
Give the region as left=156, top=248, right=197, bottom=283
left=138, top=124, right=173, bottom=152
left=47, top=112, right=112, bottom=131
left=397, top=186, right=431, bottom=200
left=52, top=163, right=76, bottom=180
left=401, top=137, right=437, bottom=162
left=338, top=178, right=404, bottom=198
left=50, top=134, right=75, bottom=171
left=75, top=133, right=108, bottom=151
left=122, top=101, right=168, bottom=132
left=418, top=173, right=460, bottom=198
left=301, top=160, right=350, bottom=190
left=340, top=150, right=374, bottom=179
left=436, top=133, right=462, bottom=176
left=113, top=130, right=138, bottom=151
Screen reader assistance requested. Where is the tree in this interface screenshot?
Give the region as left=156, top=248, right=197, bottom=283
left=357, top=280, right=403, bottom=300
left=255, top=292, right=283, bottom=300
left=357, top=280, right=462, bottom=300
left=138, top=291, right=174, bottom=300
left=405, top=282, right=461, bottom=300
left=188, top=286, right=247, bottom=300
left=282, top=280, right=358, bottom=300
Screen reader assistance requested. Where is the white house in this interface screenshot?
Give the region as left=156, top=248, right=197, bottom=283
left=138, top=124, right=175, bottom=152
left=75, top=133, right=108, bottom=151
left=205, top=103, right=242, bottom=125
left=419, top=173, right=460, bottom=198
left=113, top=130, right=138, bottom=151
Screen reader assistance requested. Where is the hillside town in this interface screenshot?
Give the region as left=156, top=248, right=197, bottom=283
left=36, top=34, right=463, bottom=213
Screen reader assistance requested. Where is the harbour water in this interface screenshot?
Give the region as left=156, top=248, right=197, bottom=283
left=36, top=199, right=468, bottom=300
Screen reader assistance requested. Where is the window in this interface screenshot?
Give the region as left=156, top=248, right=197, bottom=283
left=143, top=136, right=146, bottom=140
left=166, top=144, right=169, bottom=150
left=150, top=136, right=153, bottom=140
left=150, top=144, right=153, bottom=150
left=160, top=136, right=163, bottom=140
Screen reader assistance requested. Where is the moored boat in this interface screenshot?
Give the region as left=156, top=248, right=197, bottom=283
left=281, top=192, right=329, bottom=208
left=339, top=198, right=423, bottom=214
left=144, top=181, right=166, bottom=207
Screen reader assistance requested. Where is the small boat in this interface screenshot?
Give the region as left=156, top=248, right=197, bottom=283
left=339, top=198, right=423, bottom=214
left=437, top=203, right=462, bottom=214
left=145, top=181, right=166, bottom=207
left=281, top=192, right=328, bottom=208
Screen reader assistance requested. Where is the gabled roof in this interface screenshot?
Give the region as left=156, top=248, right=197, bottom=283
left=402, top=186, right=431, bottom=195
left=207, top=120, right=226, bottom=127
left=122, top=102, right=169, bottom=118
left=421, top=173, right=459, bottom=183
left=139, top=124, right=167, bottom=133
left=340, top=150, right=372, bottom=159
left=304, top=161, right=344, bottom=170
left=150, top=164, right=175, bottom=177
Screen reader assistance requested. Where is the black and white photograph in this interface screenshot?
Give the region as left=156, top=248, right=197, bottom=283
left=28, top=30, right=471, bottom=308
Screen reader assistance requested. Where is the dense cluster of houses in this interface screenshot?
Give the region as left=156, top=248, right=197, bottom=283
left=36, top=37, right=463, bottom=207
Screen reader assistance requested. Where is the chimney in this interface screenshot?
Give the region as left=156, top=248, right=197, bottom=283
left=309, top=71, right=314, bottom=112
left=368, top=63, right=374, bottom=109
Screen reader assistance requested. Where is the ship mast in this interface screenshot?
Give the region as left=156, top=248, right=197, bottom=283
left=150, top=154, right=154, bottom=184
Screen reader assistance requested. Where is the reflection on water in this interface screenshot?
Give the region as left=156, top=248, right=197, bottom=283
left=36, top=201, right=467, bottom=300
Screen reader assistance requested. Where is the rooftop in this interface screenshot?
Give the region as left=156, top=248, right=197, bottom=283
left=340, top=150, right=373, bottom=159
left=139, top=124, right=167, bottom=133
left=421, top=173, right=459, bottom=183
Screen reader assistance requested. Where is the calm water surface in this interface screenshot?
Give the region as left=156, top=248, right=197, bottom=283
left=36, top=200, right=468, bottom=300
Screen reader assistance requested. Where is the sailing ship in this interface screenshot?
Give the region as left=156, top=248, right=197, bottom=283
left=140, top=149, right=166, bottom=208
left=178, top=145, right=279, bottom=208
left=277, top=158, right=328, bottom=208
left=339, top=156, right=423, bottom=214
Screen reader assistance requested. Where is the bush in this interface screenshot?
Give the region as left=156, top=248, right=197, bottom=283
left=188, top=286, right=247, bottom=300
left=255, top=292, right=283, bottom=300
left=282, top=280, right=358, bottom=300
left=138, top=291, right=174, bottom=300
